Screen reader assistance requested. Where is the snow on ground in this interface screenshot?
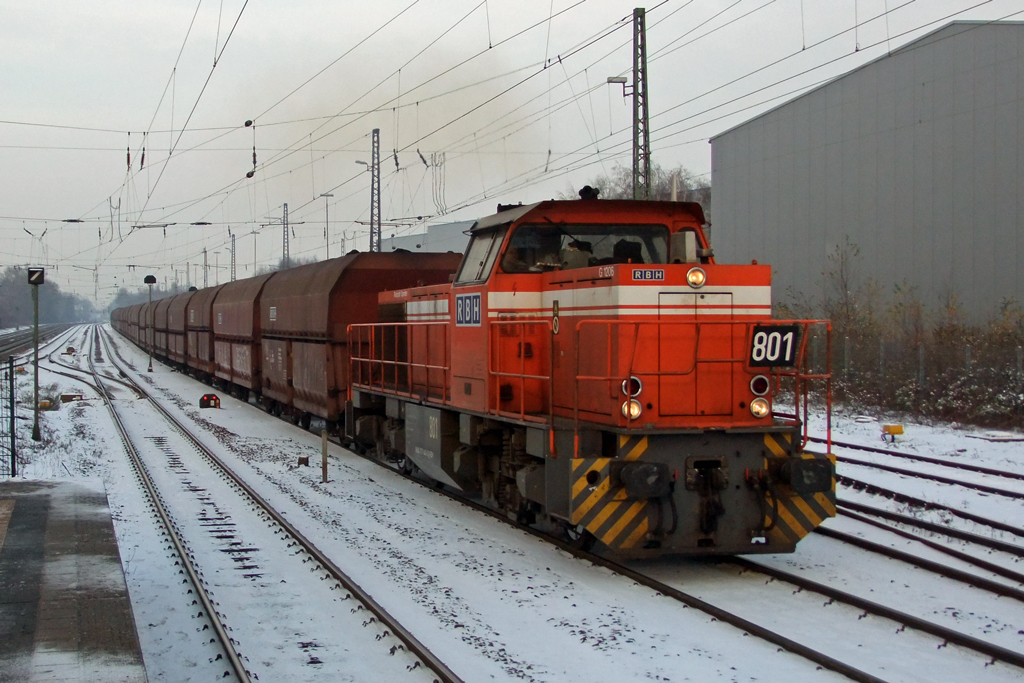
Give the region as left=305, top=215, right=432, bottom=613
left=7, top=324, right=1024, bottom=682
left=95, top=328, right=849, bottom=682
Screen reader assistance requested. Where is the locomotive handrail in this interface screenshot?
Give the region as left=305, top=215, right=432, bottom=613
left=347, top=321, right=451, bottom=404
left=487, top=318, right=554, bottom=427
left=572, top=318, right=832, bottom=456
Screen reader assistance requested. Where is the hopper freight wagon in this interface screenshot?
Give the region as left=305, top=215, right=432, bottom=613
left=113, top=251, right=463, bottom=430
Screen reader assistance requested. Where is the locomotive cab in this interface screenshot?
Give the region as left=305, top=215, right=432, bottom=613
left=348, top=198, right=835, bottom=557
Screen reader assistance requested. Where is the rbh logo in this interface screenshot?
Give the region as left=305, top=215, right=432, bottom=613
left=455, top=293, right=482, bottom=326
left=632, top=269, right=665, bottom=281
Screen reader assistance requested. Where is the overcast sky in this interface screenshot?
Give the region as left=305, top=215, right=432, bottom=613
left=1, top=0, right=1020, bottom=305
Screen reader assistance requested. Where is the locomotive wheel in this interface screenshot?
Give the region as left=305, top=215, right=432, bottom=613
left=561, top=523, right=596, bottom=552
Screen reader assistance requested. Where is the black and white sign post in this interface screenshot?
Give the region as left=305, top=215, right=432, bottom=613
left=28, top=267, right=44, bottom=442
left=145, top=275, right=156, bottom=372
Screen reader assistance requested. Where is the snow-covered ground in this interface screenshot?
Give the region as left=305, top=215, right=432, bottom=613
left=7, top=324, right=1024, bottom=682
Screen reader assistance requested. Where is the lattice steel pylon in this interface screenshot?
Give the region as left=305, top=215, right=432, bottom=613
left=632, top=7, right=651, bottom=200
left=282, top=203, right=290, bottom=268
left=369, top=129, right=381, bottom=252
left=231, top=233, right=236, bottom=281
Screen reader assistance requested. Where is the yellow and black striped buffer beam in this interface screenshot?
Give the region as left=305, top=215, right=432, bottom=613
left=763, top=432, right=837, bottom=545
left=568, top=435, right=651, bottom=550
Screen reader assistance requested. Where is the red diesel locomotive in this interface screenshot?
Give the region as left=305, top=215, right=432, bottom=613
left=113, top=197, right=834, bottom=557
left=347, top=198, right=834, bottom=556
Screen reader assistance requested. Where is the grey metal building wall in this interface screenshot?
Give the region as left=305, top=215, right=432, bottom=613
left=711, top=22, right=1024, bottom=321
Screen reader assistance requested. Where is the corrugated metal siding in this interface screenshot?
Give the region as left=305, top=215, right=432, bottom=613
left=711, top=23, right=1024, bottom=320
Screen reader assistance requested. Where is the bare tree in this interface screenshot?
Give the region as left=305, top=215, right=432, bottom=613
left=565, top=161, right=711, bottom=218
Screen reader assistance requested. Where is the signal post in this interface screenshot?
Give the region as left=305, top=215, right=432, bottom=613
left=28, top=267, right=44, bottom=441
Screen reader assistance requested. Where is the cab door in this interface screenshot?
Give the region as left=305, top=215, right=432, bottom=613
left=449, top=226, right=507, bottom=413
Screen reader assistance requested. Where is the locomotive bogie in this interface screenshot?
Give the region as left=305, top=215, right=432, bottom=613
left=346, top=390, right=836, bottom=555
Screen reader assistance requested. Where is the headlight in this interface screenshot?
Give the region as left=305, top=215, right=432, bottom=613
left=750, top=397, right=770, bottom=418
left=621, top=399, right=642, bottom=420
left=686, top=267, right=706, bottom=288
left=749, top=375, right=770, bottom=396
left=621, top=376, right=643, bottom=397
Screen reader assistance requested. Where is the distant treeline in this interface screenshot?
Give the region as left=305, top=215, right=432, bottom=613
left=0, top=267, right=97, bottom=327
left=102, top=255, right=322, bottom=314
left=105, top=283, right=192, bottom=312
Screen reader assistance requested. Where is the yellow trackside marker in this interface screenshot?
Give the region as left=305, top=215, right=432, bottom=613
left=764, top=434, right=787, bottom=458
left=573, top=478, right=612, bottom=522
left=0, top=500, right=14, bottom=554
left=587, top=500, right=622, bottom=534
left=621, top=517, right=650, bottom=549
left=626, top=436, right=648, bottom=461
left=601, top=500, right=647, bottom=546
left=791, top=496, right=823, bottom=527
left=814, top=492, right=837, bottom=517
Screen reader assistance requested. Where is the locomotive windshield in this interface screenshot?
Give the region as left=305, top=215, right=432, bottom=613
left=455, top=226, right=508, bottom=283
left=500, top=223, right=669, bottom=273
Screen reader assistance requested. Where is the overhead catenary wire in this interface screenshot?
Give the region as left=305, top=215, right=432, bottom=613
left=10, top=0, right=1021, bottom=300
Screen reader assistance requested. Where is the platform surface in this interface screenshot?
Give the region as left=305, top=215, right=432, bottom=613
left=0, top=480, right=146, bottom=682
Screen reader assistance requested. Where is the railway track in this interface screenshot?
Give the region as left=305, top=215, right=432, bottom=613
left=89, top=330, right=252, bottom=680
left=838, top=474, right=1024, bottom=540
left=830, top=507, right=1024, bottom=589
left=354, top=437, right=1024, bottom=679
left=4, top=325, right=109, bottom=399
left=54, top=327, right=144, bottom=398
left=335, top=440, right=896, bottom=683
left=809, top=435, right=1024, bottom=483
left=342, top=422, right=1024, bottom=681
left=807, top=436, right=1024, bottom=596
left=94, top=326, right=463, bottom=683
left=106, top=326, right=1024, bottom=682
left=0, top=323, right=74, bottom=359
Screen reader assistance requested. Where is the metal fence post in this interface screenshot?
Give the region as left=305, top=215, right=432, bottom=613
left=917, top=343, right=925, bottom=387
left=1017, top=346, right=1023, bottom=404
left=8, top=356, right=14, bottom=477
left=844, top=336, right=851, bottom=378
left=879, top=339, right=885, bottom=377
